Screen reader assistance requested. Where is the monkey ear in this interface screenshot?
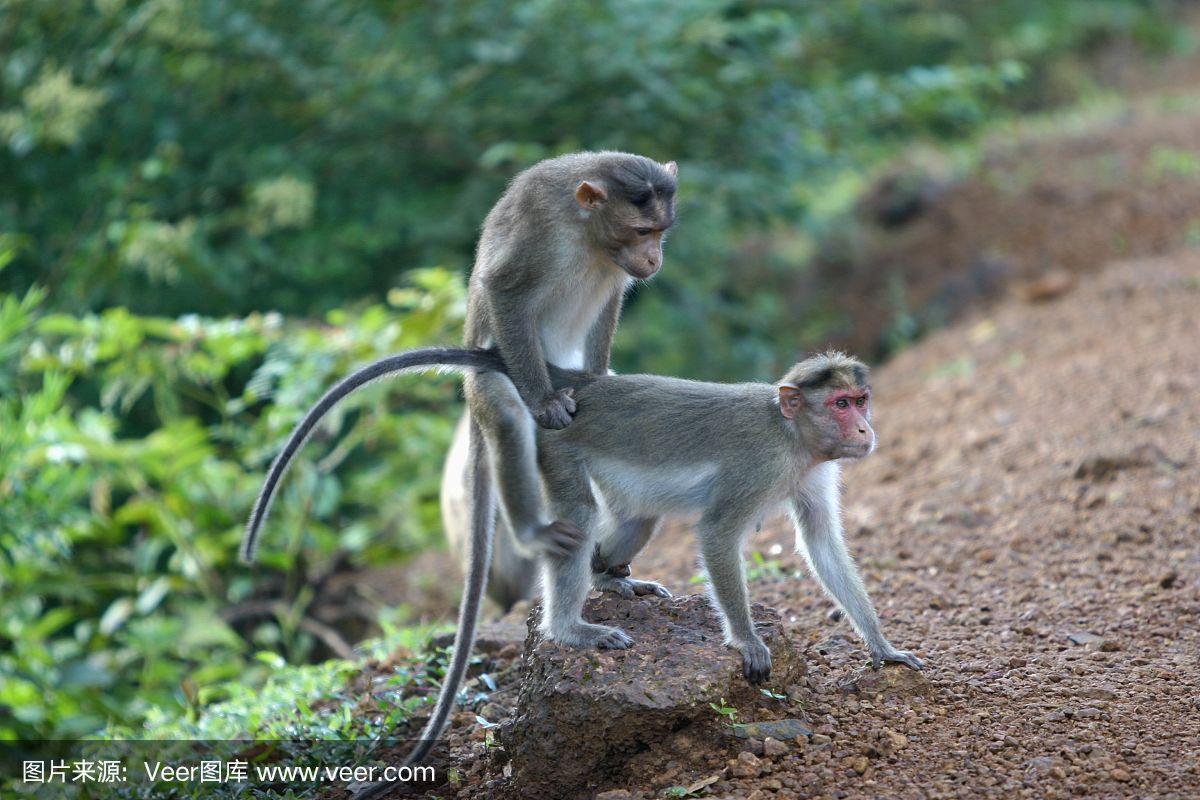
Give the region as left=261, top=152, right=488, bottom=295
left=664, top=160, right=678, bottom=178
left=575, top=181, right=607, bottom=209
left=778, top=384, right=804, bottom=420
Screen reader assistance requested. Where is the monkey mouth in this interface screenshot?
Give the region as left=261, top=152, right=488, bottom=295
left=619, top=260, right=660, bottom=280
left=840, top=442, right=875, bottom=459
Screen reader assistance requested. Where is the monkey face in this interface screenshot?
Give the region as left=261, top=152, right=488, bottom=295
left=779, top=381, right=876, bottom=461
left=822, top=388, right=875, bottom=458
left=576, top=157, right=677, bottom=280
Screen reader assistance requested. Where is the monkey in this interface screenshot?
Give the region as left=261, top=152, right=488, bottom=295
left=461, top=151, right=677, bottom=572
left=242, top=346, right=922, bottom=799
left=241, top=151, right=677, bottom=796
left=528, top=350, right=924, bottom=681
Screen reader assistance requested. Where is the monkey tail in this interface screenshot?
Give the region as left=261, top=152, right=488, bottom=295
left=239, top=346, right=505, bottom=564
left=352, top=419, right=495, bottom=800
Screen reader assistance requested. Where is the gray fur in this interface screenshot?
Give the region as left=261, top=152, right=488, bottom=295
left=526, top=353, right=923, bottom=680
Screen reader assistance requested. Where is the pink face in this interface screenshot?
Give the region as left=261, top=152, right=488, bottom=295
left=825, top=389, right=875, bottom=453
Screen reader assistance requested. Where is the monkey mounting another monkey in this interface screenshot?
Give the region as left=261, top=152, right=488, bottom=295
left=244, top=343, right=922, bottom=798
left=240, top=152, right=678, bottom=793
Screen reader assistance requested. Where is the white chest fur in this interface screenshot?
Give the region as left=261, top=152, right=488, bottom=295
left=539, top=254, right=628, bottom=369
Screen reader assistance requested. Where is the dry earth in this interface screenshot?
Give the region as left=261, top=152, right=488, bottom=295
left=359, top=250, right=1199, bottom=799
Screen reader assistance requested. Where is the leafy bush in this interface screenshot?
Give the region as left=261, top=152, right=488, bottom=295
left=0, top=267, right=466, bottom=739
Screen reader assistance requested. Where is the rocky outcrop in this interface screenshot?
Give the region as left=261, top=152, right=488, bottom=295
left=497, top=593, right=805, bottom=798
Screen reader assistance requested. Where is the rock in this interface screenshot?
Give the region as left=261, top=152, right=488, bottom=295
left=850, top=755, right=869, bottom=774
left=1067, top=632, right=1105, bottom=648
left=882, top=728, right=909, bottom=753
left=594, top=791, right=633, bottom=800
left=1078, top=686, right=1117, bottom=701
left=729, top=750, right=763, bottom=778
left=838, top=665, right=932, bottom=697
left=1073, top=444, right=1177, bottom=480
left=811, top=733, right=833, bottom=746
left=730, top=718, right=813, bottom=741
left=431, top=618, right=527, bottom=654
left=1021, top=270, right=1076, bottom=303
left=1025, top=756, right=1058, bottom=774
left=1110, top=768, right=1132, bottom=782
left=762, top=737, right=789, bottom=758
left=499, top=594, right=804, bottom=798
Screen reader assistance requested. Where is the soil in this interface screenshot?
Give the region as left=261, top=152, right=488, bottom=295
left=354, top=247, right=1199, bottom=799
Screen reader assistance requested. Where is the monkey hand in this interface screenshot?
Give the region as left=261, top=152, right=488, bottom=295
left=736, top=637, right=772, bottom=684
left=533, top=388, right=577, bottom=429
left=870, top=645, right=925, bottom=671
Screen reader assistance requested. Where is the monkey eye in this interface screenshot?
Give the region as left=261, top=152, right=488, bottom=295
left=835, top=398, right=849, bottom=409
left=634, top=227, right=653, bottom=236
left=855, top=396, right=867, bottom=407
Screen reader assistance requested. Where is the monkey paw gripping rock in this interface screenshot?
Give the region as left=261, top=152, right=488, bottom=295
left=497, top=593, right=804, bottom=797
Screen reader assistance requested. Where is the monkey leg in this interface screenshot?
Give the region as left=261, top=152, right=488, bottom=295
left=591, top=517, right=671, bottom=599
left=539, top=447, right=632, bottom=650
left=465, top=371, right=585, bottom=558
left=699, top=506, right=771, bottom=684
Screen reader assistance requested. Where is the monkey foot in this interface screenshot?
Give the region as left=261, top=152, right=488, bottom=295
left=557, top=622, right=633, bottom=650
left=593, top=574, right=672, bottom=600
left=736, top=638, right=773, bottom=684
left=871, top=648, right=925, bottom=671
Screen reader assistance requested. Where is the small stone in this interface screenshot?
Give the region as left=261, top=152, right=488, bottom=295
left=811, top=733, right=833, bottom=746
left=1067, top=632, right=1105, bottom=648
left=883, top=728, right=908, bottom=752
left=850, top=755, right=869, bottom=775
left=732, top=718, right=813, bottom=741
left=730, top=751, right=763, bottom=778
left=762, top=737, right=789, bottom=758
left=595, top=791, right=633, bottom=800
left=1079, top=687, right=1117, bottom=701
left=1110, top=768, right=1132, bottom=782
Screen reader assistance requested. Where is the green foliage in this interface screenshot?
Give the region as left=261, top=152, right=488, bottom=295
left=0, top=270, right=466, bottom=740
left=0, top=0, right=1178, bottom=378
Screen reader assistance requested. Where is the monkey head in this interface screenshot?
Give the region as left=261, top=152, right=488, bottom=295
left=575, top=156, right=678, bottom=280
left=777, top=352, right=875, bottom=460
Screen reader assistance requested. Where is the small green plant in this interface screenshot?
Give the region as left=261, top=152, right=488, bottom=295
left=709, top=698, right=743, bottom=731
left=745, top=551, right=786, bottom=582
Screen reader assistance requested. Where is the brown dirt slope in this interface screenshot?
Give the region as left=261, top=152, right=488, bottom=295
left=814, top=92, right=1200, bottom=360
left=633, top=249, right=1200, bottom=799
left=387, top=249, right=1199, bottom=800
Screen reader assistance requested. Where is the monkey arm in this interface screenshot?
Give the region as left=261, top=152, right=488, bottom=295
left=698, top=502, right=772, bottom=683
left=790, top=463, right=923, bottom=670
left=583, top=290, right=625, bottom=374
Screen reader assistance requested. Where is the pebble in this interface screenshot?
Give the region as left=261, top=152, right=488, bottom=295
left=763, top=737, right=789, bottom=758
left=730, top=751, right=763, bottom=778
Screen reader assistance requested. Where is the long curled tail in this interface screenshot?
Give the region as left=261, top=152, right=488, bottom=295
left=239, top=346, right=505, bottom=563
